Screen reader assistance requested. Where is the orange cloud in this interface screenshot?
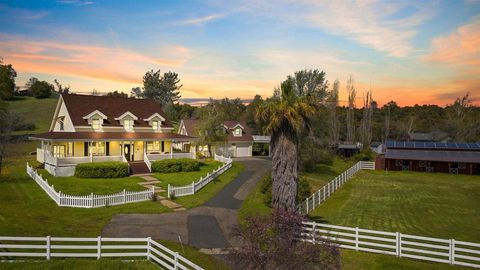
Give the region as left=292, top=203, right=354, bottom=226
left=0, top=36, right=190, bottom=84
left=425, top=17, right=480, bottom=69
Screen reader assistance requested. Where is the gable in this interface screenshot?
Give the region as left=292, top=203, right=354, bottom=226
left=50, top=96, right=75, bottom=132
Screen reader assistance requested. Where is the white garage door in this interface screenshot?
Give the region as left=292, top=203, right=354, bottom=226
left=236, top=145, right=250, bottom=157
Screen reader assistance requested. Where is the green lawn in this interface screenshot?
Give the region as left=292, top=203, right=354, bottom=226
left=301, top=158, right=355, bottom=192
left=0, top=142, right=171, bottom=237
left=0, top=259, right=159, bottom=270
left=238, top=161, right=477, bottom=270
left=6, top=96, right=58, bottom=134
left=169, top=162, right=244, bottom=208
left=38, top=171, right=147, bottom=195
left=309, top=170, right=480, bottom=242
left=153, top=160, right=223, bottom=188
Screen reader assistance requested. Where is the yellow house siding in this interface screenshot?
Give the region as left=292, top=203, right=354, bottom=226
left=73, top=142, right=84, bottom=157
left=109, top=141, right=121, bottom=156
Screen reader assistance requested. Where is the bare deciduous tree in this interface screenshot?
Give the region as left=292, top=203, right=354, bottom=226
left=346, top=76, right=356, bottom=142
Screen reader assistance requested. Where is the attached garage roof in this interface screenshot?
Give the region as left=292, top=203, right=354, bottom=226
left=30, top=132, right=195, bottom=142
left=385, top=149, right=480, bottom=163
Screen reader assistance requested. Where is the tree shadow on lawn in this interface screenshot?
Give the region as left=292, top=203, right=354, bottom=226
left=308, top=215, right=331, bottom=225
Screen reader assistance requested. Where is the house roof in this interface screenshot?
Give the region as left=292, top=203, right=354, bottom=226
left=61, top=94, right=173, bottom=128
left=385, top=149, right=480, bottom=163
left=30, top=132, right=195, bottom=142
left=180, top=119, right=254, bottom=142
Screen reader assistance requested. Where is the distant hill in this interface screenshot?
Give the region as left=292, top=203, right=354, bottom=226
left=7, top=97, right=58, bottom=135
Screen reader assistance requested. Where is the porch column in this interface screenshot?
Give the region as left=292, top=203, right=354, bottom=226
left=170, top=141, right=174, bottom=159
left=89, top=141, right=93, bottom=162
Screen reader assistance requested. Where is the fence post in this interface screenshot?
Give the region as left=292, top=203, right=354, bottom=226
left=174, top=252, right=179, bottom=270
left=355, top=227, right=359, bottom=251
left=167, top=184, right=171, bottom=199
left=323, top=187, right=326, bottom=202
left=312, top=222, right=317, bottom=244
left=97, top=236, right=101, bottom=259
left=58, top=191, right=62, bottom=206
left=151, top=186, right=155, bottom=198
left=91, top=193, right=94, bottom=208
left=396, top=232, right=402, bottom=257
left=306, top=197, right=309, bottom=213
left=191, top=181, right=195, bottom=194
left=449, top=239, right=455, bottom=265
left=123, top=189, right=126, bottom=203
left=147, top=237, right=151, bottom=260
left=46, top=236, right=51, bottom=260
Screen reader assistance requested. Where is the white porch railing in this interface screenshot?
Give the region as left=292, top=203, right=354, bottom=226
left=301, top=221, right=480, bottom=269
left=167, top=154, right=233, bottom=198
left=42, top=149, right=123, bottom=166
left=144, top=152, right=152, bottom=172
left=27, top=163, right=155, bottom=208
left=147, top=152, right=195, bottom=161
left=0, top=236, right=203, bottom=270
left=297, top=161, right=375, bottom=214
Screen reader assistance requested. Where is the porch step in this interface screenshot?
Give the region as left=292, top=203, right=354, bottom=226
left=129, top=161, right=150, bottom=175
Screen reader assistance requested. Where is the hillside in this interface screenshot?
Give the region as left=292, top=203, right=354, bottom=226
left=7, top=97, right=58, bottom=135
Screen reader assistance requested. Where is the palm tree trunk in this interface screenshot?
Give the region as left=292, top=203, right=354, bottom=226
left=271, top=131, right=298, bottom=210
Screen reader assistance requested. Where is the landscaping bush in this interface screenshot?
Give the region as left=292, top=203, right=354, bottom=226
left=75, top=161, right=129, bottom=178
left=151, top=158, right=200, bottom=173
left=351, top=149, right=375, bottom=162
left=260, top=173, right=311, bottom=206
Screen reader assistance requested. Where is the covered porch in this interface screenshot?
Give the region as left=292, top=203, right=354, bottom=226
left=30, top=132, right=196, bottom=168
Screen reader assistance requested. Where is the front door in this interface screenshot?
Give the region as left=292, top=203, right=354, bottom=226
left=124, top=144, right=132, bottom=161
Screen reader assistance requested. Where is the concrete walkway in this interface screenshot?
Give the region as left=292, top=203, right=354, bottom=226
left=102, top=158, right=270, bottom=251
left=137, top=175, right=186, bottom=211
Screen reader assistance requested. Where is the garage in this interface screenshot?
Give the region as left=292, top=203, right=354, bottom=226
left=235, top=144, right=251, bottom=157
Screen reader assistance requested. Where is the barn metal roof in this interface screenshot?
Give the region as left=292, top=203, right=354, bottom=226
left=385, top=149, right=480, bottom=163
left=385, top=141, right=480, bottom=150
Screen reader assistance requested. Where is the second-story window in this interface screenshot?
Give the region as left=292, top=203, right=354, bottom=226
left=92, top=119, right=100, bottom=130
left=124, top=119, right=133, bottom=130
left=234, top=128, right=242, bottom=136
left=152, top=120, right=158, bottom=130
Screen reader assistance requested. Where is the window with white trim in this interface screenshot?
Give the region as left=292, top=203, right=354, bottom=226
left=234, top=128, right=242, bottom=136
left=152, top=120, right=158, bottom=130
left=53, top=145, right=65, bottom=158
left=146, top=141, right=161, bottom=152
left=89, top=142, right=105, bottom=155
left=124, top=119, right=133, bottom=130
left=92, top=119, right=100, bottom=130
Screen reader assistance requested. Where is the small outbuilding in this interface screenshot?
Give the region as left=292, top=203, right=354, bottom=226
left=376, top=141, right=480, bottom=175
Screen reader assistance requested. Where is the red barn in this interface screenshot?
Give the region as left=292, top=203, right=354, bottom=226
left=376, top=141, right=480, bottom=175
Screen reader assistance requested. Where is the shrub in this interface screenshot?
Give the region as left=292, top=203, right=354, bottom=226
left=151, top=158, right=200, bottom=173
left=196, top=151, right=204, bottom=159
left=75, top=161, right=129, bottom=178
left=351, top=149, right=375, bottom=162
left=232, top=209, right=341, bottom=270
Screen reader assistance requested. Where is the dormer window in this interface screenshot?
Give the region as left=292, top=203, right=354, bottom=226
left=92, top=119, right=100, bottom=130
left=123, top=119, right=134, bottom=130
left=152, top=120, right=159, bottom=130
left=234, top=128, right=242, bottom=136
left=83, top=110, right=107, bottom=131
left=144, top=113, right=165, bottom=132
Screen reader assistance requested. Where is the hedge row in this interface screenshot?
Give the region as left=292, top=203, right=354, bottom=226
left=75, top=161, right=129, bottom=178
left=151, top=158, right=200, bottom=173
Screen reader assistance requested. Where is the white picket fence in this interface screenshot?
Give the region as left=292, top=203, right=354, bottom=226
left=167, top=154, right=233, bottom=198
left=26, top=163, right=154, bottom=208
left=301, top=221, right=480, bottom=269
left=297, top=161, right=375, bottom=214
left=0, top=235, right=203, bottom=270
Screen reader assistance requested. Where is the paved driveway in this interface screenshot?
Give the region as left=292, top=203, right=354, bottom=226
left=102, top=158, right=271, bottom=250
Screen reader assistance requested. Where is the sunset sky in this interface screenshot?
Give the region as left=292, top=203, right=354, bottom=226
left=0, top=0, right=479, bottom=106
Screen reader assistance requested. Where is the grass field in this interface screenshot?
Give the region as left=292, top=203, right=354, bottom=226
left=301, top=158, right=355, bottom=192
left=238, top=160, right=477, bottom=270
left=168, top=162, right=244, bottom=208
left=309, top=170, right=480, bottom=242
left=6, top=96, right=58, bottom=134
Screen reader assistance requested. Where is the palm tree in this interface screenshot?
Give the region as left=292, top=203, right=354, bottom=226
left=257, top=75, right=320, bottom=210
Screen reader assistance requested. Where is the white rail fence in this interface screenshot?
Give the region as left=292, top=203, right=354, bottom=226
left=297, top=161, right=375, bottom=214
left=0, top=236, right=203, bottom=270
left=167, top=154, right=233, bottom=198
left=301, top=222, right=480, bottom=269
left=27, top=163, right=154, bottom=208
